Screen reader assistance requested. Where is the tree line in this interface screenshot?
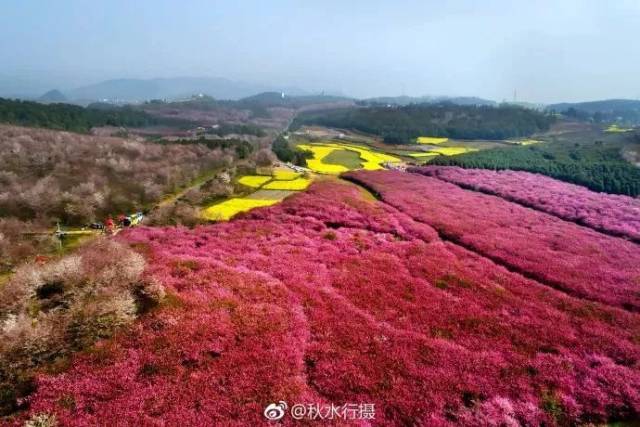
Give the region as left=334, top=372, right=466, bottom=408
left=431, top=138, right=640, bottom=197
left=0, top=98, right=191, bottom=133
left=291, top=103, right=555, bottom=144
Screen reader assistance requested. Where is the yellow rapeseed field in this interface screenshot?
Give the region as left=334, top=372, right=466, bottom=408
left=430, top=147, right=478, bottom=156
left=297, top=144, right=350, bottom=174
left=202, top=198, right=280, bottom=221
left=263, top=177, right=311, bottom=191
left=416, top=136, right=449, bottom=145
left=238, top=175, right=272, bottom=188
left=272, top=169, right=301, bottom=180
left=605, top=124, right=633, bottom=133
left=297, top=142, right=400, bottom=174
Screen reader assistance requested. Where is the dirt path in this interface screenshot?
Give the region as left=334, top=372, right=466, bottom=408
left=153, top=168, right=223, bottom=210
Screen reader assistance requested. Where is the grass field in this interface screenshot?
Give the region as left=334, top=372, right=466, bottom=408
left=246, top=189, right=296, bottom=200
left=322, top=149, right=363, bottom=169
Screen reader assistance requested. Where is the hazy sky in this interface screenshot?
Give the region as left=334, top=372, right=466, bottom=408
left=1, top=0, right=639, bottom=103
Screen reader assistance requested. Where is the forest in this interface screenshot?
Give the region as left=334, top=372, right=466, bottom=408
left=291, top=103, right=555, bottom=143
left=0, top=98, right=190, bottom=133
left=431, top=135, right=640, bottom=196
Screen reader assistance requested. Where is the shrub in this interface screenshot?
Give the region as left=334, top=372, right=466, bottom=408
left=0, top=239, right=163, bottom=416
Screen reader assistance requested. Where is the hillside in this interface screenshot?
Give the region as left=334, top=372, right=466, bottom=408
left=0, top=125, right=249, bottom=270
left=5, top=173, right=640, bottom=425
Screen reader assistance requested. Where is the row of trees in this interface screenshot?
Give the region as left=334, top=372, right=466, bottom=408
left=292, top=103, right=555, bottom=144
left=431, top=137, right=640, bottom=196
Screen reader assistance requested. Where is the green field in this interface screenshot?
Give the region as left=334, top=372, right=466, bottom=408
left=322, top=149, right=363, bottom=169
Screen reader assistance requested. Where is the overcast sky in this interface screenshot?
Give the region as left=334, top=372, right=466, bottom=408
left=1, top=0, right=639, bottom=103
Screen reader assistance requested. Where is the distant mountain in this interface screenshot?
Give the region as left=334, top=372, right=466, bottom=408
left=363, top=95, right=497, bottom=107
left=66, top=77, right=308, bottom=102
left=37, top=89, right=68, bottom=103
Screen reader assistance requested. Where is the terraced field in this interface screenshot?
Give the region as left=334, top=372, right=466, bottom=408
left=202, top=169, right=311, bottom=220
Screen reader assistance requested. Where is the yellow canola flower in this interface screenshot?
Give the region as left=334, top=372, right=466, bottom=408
left=297, top=144, right=350, bottom=174
left=272, top=169, right=300, bottom=180
left=238, top=175, right=272, bottom=188
left=605, top=124, right=633, bottom=133
left=517, top=139, right=541, bottom=145
left=430, top=147, right=478, bottom=156
left=297, top=142, right=400, bottom=174
left=416, top=136, right=449, bottom=145
left=263, top=177, right=311, bottom=191
left=202, top=198, right=280, bottom=221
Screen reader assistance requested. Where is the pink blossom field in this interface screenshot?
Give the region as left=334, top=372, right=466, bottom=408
left=16, top=174, right=640, bottom=426
left=413, top=166, right=640, bottom=242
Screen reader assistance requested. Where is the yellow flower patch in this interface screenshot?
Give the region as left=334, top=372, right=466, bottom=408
left=416, top=136, right=449, bottom=145
left=272, top=169, right=301, bottom=180
left=605, top=124, right=633, bottom=133
left=238, top=175, right=272, bottom=188
left=297, top=142, right=400, bottom=174
left=430, top=147, right=478, bottom=156
left=202, top=198, right=280, bottom=221
left=263, top=177, right=312, bottom=191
